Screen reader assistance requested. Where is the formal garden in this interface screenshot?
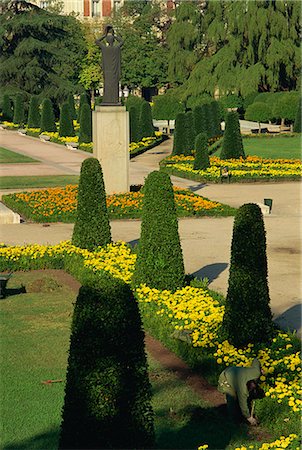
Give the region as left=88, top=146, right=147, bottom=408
left=0, top=1, right=301, bottom=449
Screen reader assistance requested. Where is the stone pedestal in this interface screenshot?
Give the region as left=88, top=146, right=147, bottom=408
left=93, top=106, right=129, bottom=194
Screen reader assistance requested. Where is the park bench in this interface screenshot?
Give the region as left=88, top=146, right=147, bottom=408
left=220, top=166, right=231, bottom=183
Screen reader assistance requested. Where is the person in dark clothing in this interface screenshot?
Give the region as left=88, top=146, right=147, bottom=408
left=218, top=358, right=264, bottom=425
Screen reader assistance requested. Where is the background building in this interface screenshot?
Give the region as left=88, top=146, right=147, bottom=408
left=35, top=0, right=124, bottom=18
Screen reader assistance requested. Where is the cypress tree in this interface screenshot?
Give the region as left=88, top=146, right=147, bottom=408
left=77, top=93, right=89, bottom=122
left=139, top=100, right=155, bottom=139
left=40, top=98, right=56, bottom=132
left=59, top=102, right=75, bottom=137
left=220, top=111, right=245, bottom=160
left=1, top=94, right=13, bottom=121
left=13, top=94, right=24, bottom=125
left=72, top=158, right=112, bottom=250
left=209, top=101, right=221, bottom=137
left=59, top=272, right=154, bottom=450
left=293, top=99, right=301, bottom=133
left=222, top=204, right=273, bottom=348
left=129, top=106, right=140, bottom=143
left=172, top=112, right=187, bottom=155
left=193, top=133, right=210, bottom=170
left=27, top=95, right=41, bottom=128
left=67, top=93, right=76, bottom=120
left=184, top=110, right=195, bottom=156
left=132, top=171, right=185, bottom=292
left=193, top=104, right=207, bottom=137
left=79, top=103, right=92, bottom=143
left=203, top=103, right=213, bottom=139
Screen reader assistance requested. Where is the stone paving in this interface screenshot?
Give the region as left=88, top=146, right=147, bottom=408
left=0, top=129, right=301, bottom=335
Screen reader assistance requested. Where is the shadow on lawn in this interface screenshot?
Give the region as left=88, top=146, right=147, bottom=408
left=192, top=262, right=228, bottom=283
left=3, top=427, right=59, bottom=450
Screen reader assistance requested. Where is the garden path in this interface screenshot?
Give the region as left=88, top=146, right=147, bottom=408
left=0, top=129, right=301, bottom=335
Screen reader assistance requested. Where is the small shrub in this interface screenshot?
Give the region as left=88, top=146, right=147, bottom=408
left=220, top=111, right=245, bottom=160
left=27, top=96, right=41, bottom=128
left=40, top=98, right=56, bottom=132
left=13, top=94, right=25, bottom=125
left=79, top=103, right=92, bottom=143
left=129, top=106, right=140, bottom=142
left=72, top=158, right=112, bottom=250
left=2, top=94, right=13, bottom=121
left=293, top=99, right=301, bottom=133
left=184, top=111, right=195, bottom=156
left=59, top=102, right=75, bottom=137
left=59, top=272, right=154, bottom=449
left=172, top=112, right=187, bottom=155
left=140, top=100, right=155, bottom=138
left=67, top=93, right=76, bottom=120
left=132, top=171, right=185, bottom=291
left=193, top=132, right=210, bottom=170
left=222, top=203, right=274, bottom=347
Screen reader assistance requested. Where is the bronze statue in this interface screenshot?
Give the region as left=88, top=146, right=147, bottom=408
left=95, top=25, right=123, bottom=105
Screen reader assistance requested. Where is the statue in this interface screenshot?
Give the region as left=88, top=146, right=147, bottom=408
left=95, top=25, right=123, bottom=106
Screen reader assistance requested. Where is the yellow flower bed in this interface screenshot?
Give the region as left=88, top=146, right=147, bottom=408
left=233, top=433, right=299, bottom=450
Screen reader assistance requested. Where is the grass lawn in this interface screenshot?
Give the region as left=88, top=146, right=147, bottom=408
left=242, top=136, right=302, bottom=159
left=1, top=271, right=271, bottom=450
left=0, top=175, right=80, bottom=189
left=0, top=147, right=38, bottom=164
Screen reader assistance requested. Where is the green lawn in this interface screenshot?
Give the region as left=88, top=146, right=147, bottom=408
left=242, top=136, right=302, bottom=159
left=1, top=271, right=270, bottom=450
left=0, top=147, right=38, bottom=164
left=0, top=175, right=80, bottom=189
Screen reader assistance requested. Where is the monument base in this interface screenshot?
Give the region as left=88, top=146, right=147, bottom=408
left=93, top=106, right=129, bottom=195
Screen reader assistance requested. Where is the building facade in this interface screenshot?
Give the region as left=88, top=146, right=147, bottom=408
left=36, top=0, right=124, bottom=18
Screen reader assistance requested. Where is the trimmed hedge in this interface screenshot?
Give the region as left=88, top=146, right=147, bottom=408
left=59, top=271, right=154, bottom=450
left=209, top=101, right=222, bottom=138
left=78, top=93, right=89, bottom=122
left=293, top=100, right=301, bottom=133
left=40, top=98, right=56, bottom=132
left=132, top=171, right=185, bottom=291
left=67, top=93, right=76, bottom=120
left=79, top=103, right=92, bottom=144
left=222, top=203, right=274, bottom=348
left=72, top=158, right=112, bottom=250
left=59, top=102, right=75, bottom=137
left=2, top=94, right=13, bottom=121
left=27, top=96, right=41, bottom=128
left=184, top=111, right=195, bottom=156
left=193, top=104, right=207, bottom=137
left=193, top=132, right=210, bottom=170
left=13, top=94, right=25, bottom=125
left=129, top=106, right=140, bottom=143
left=140, top=100, right=155, bottom=139
left=220, top=111, right=245, bottom=160
left=172, top=112, right=187, bottom=155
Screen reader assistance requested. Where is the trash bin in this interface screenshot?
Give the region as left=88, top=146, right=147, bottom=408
left=264, top=199, right=273, bottom=213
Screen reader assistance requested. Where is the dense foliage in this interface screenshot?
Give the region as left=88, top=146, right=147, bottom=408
left=193, top=104, right=207, bottom=137
left=133, top=171, right=185, bottom=291
left=67, top=93, right=76, bottom=120
left=79, top=103, right=92, bottom=144
left=59, top=102, right=75, bottom=137
left=129, top=106, right=140, bottom=143
left=40, top=98, right=56, bottom=132
left=13, top=93, right=24, bottom=124
left=222, top=204, right=274, bottom=347
left=220, top=111, right=245, bottom=160
left=72, top=158, right=112, bottom=250
left=1, top=94, right=13, bottom=121
left=139, top=100, right=155, bottom=138
left=172, top=112, right=187, bottom=155
left=27, top=95, right=41, bottom=128
left=293, top=100, right=301, bottom=133
left=59, top=272, right=154, bottom=449
left=193, top=133, right=210, bottom=170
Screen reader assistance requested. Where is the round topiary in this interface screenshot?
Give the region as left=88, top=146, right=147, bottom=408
left=2, top=94, right=13, bottom=121
left=27, top=96, right=41, bottom=128
left=13, top=94, right=25, bottom=125
left=59, top=272, right=154, bottom=450
left=79, top=103, right=92, bottom=143
left=193, top=104, right=207, bottom=137
left=77, top=93, right=89, bottom=122
left=59, top=102, right=75, bottom=137
left=132, top=171, right=185, bottom=291
left=222, top=203, right=273, bottom=348
left=184, top=110, right=195, bottom=156
left=139, top=100, right=155, bottom=138
left=40, top=98, right=56, bottom=132
left=293, top=99, right=301, bottom=133
left=67, top=93, right=76, bottom=120
left=220, top=111, right=245, bottom=160
left=193, top=132, right=210, bottom=170
left=72, top=158, right=112, bottom=250
left=172, top=112, right=187, bottom=155
left=129, top=105, right=140, bottom=143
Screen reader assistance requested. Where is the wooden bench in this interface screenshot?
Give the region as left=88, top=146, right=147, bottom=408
left=220, top=166, right=231, bottom=183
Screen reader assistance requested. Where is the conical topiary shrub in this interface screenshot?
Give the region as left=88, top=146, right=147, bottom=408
left=13, top=94, right=24, bottom=125
left=184, top=111, right=195, bottom=156
left=222, top=203, right=273, bottom=348
left=2, top=94, right=13, bottom=121
left=67, top=93, right=76, bottom=120
left=72, top=158, right=112, bottom=250
left=193, top=104, right=207, bottom=137
left=78, top=92, right=89, bottom=122
left=220, top=111, right=245, bottom=160
left=40, top=98, right=56, bottom=132
left=132, top=171, right=185, bottom=291
left=293, top=99, right=301, bottom=133
left=129, top=106, right=140, bottom=143
left=193, top=132, right=210, bottom=170
left=139, top=100, right=155, bottom=138
left=59, top=272, right=155, bottom=450
left=79, top=103, right=92, bottom=143
left=27, top=95, right=41, bottom=128
left=209, top=101, right=222, bottom=138
left=172, top=112, right=187, bottom=155
left=59, top=102, right=75, bottom=137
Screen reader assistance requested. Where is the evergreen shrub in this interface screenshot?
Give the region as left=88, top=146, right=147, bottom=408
left=129, top=106, right=140, bottom=142
left=209, top=101, right=222, bottom=137
left=72, top=158, right=112, bottom=250
left=13, top=94, right=24, bottom=125
left=59, top=272, right=154, bottom=450
left=172, top=112, right=186, bottom=155
left=40, top=98, right=56, bottom=132
left=2, top=94, right=13, bottom=121
left=140, top=100, right=155, bottom=138
left=78, top=93, right=89, bottom=122
left=79, top=103, right=92, bottom=143
left=222, top=203, right=273, bottom=348
left=132, top=171, right=185, bottom=291
left=27, top=96, right=41, bottom=128
left=193, top=132, right=210, bottom=170
left=193, top=104, right=207, bottom=137
left=59, top=102, right=75, bottom=137
left=293, top=99, right=301, bottom=133
left=220, top=111, right=245, bottom=159
left=67, top=93, right=76, bottom=120
left=184, top=111, right=195, bottom=155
